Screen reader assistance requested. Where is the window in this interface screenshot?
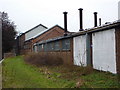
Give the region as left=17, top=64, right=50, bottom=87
left=35, top=39, right=71, bottom=52
left=33, top=46, right=35, bottom=52
left=33, top=45, right=37, bottom=52
left=47, top=42, right=54, bottom=51
left=62, top=39, right=70, bottom=50
left=44, top=43, right=47, bottom=52
left=38, top=44, right=43, bottom=52
left=54, top=41, right=60, bottom=51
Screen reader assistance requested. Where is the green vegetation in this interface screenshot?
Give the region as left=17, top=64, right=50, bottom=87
left=2, top=56, right=119, bottom=88
left=2, top=56, right=74, bottom=88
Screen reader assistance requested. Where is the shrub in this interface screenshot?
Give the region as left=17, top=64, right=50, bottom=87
left=24, top=52, right=63, bottom=66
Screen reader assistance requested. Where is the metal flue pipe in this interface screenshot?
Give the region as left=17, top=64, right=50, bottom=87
left=94, top=12, right=98, bottom=27
left=63, top=11, right=68, bottom=36
left=78, top=8, right=83, bottom=31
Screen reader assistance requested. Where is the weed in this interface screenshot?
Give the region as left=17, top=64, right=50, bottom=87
left=3, top=56, right=119, bottom=88
left=24, top=52, right=63, bottom=66
left=2, top=56, right=74, bottom=88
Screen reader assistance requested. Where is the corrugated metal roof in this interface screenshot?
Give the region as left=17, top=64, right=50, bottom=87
left=72, top=20, right=120, bottom=37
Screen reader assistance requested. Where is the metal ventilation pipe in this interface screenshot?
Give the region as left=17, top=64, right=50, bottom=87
left=94, top=12, right=97, bottom=27
left=63, top=12, right=68, bottom=36
left=78, top=8, right=83, bottom=31
left=99, top=18, right=101, bottom=26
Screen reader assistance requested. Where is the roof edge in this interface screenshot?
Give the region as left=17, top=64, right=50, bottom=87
left=25, top=24, right=48, bottom=34
left=33, top=24, right=65, bottom=39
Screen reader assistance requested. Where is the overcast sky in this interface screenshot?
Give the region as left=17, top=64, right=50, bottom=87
left=0, top=0, right=120, bottom=33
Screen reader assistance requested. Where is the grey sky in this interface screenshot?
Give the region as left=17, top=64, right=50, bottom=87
left=0, top=0, right=119, bottom=32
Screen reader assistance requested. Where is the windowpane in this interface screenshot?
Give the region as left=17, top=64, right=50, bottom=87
left=33, top=45, right=37, bottom=52
left=62, top=39, right=70, bottom=50
left=38, top=44, right=42, bottom=52
left=54, top=41, right=60, bottom=51
left=44, top=43, right=47, bottom=51
left=47, top=43, right=54, bottom=51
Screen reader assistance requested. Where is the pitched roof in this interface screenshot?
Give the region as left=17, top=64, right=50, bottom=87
left=25, top=24, right=64, bottom=42
left=24, top=24, right=48, bottom=34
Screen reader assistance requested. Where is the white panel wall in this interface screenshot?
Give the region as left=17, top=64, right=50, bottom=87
left=25, top=26, right=46, bottom=41
left=92, top=29, right=116, bottom=73
left=73, top=35, right=87, bottom=66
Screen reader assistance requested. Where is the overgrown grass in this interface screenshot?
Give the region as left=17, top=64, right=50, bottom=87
left=24, top=53, right=63, bottom=66
left=2, top=56, right=75, bottom=88
left=81, top=72, right=119, bottom=88
left=2, top=56, right=120, bottom=88
left=46, top=65, right=119, bottom=88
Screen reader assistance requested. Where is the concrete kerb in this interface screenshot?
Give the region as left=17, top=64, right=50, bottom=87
left=0, top=59, right=4, bottom=89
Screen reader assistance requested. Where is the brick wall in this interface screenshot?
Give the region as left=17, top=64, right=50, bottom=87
left=33, top=26, right=64, bottom=43
left=19, top=34, right=25, bottom=49
left=115, top=26, right=120, bottom=75
left=19, top=25, right=65, bottom=54
left=19, top=34, right=25, bottom=54
left=36, top=38, right=73, bottom=65
left=24, top=40, right=33, bottom=54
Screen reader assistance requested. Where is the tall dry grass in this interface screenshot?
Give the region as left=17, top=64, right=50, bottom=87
left=24, top=52, right=63, bottom=66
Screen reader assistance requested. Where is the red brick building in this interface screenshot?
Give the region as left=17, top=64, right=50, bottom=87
left=16, top=24, right=65, bottom=54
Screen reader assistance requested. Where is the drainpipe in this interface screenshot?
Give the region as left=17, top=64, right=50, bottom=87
left=78, top=8, right=83, bottom=31
left=63, top=12, right=68, bottom=36
left=94, top=12, right=97, bottom=27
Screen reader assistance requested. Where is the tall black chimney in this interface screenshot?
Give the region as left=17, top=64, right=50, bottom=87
left=78, top=8, right=83, bottom=31
left=63, top=12, right=68, bottom=36
left=94, top=12, right=97, bottom=27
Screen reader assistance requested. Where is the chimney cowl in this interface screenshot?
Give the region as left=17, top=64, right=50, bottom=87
left=78, top=8, right=83, bottom=10
left=63, top=12, right=68, bottom=14
left=94, top=12, right=97, bottom=14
